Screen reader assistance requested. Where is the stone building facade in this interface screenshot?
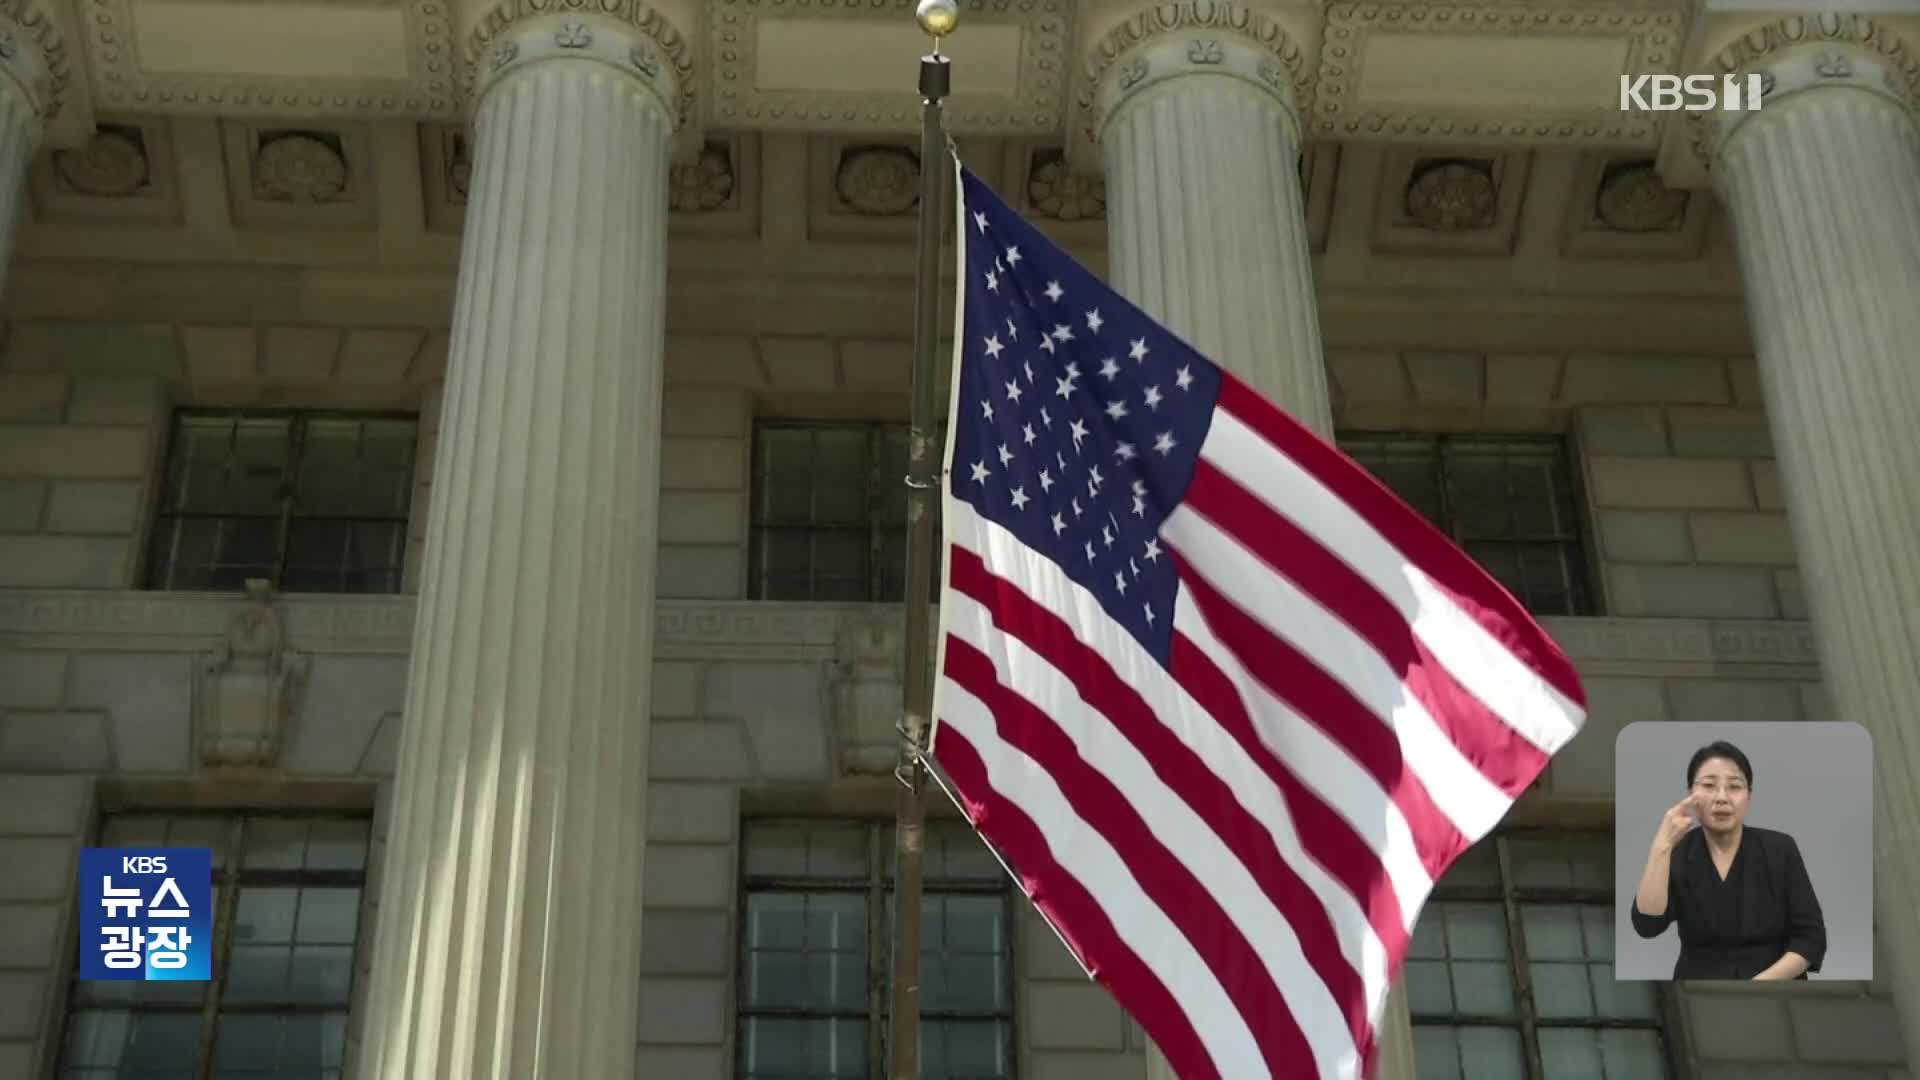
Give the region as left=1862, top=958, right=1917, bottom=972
left=0, top=1, right=1916, bottom=1079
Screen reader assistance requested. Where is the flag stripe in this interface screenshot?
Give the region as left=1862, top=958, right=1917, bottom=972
left=945, top=543, right=1372, bottom=1066
left=1180, top=456, right=1554, bottom=797
left=941, top=634, right=1321, bottom=1079
left=1170, top=566, right=1471, bottom=893
left=932, top=688, right=1249, bottom=1079
left=1165, top=615, right=1434, bottom=941
left=943, top=500, right=1406, bottom=981
left=1164, top=506, right=1518, bottom=840
left=1214, top=378, right=1586, bottom=711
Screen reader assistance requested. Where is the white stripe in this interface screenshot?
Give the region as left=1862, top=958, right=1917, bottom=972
left=935, top=500, right=1404, bottom=1072
left=1162, top=504, right=1516, bottom=840
left=933, top=682, right=1262, bottom=1078
left=1170, top=590, right=1436, bottom=933
left=1202, top=409, right=1586, bottom=752
left=943, top=586, right=1362, bottom=1079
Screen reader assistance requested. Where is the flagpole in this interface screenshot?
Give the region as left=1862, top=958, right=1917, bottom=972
left=889, top=2, right=956, bottom=1078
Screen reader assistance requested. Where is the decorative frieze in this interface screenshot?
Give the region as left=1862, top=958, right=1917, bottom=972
left=0, top=590, right=1826, bottom=673
left=79, top=0, right=454, bottom=119
left=1309, top=1, right=1682, bottom=149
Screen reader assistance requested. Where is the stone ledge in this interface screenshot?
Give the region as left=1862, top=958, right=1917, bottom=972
left=0, top=589, right=1823, bottom=674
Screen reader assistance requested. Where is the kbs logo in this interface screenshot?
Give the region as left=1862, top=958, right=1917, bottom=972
left=78, top=847, right=213, bottom=982
left=1619, top=74, right=1765, bottom=112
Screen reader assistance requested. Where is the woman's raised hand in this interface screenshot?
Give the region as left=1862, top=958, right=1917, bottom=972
left=1653, top=794, right=1699, bottom=851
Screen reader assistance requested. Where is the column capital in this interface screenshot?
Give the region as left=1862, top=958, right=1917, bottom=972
left=0, top=3, right=71, bottom=134
left=1077, top=1, right=1314, bottom=147
left=1685, top=12, right=1920, bottom=173
left=462, top=1, right=692, bottom=127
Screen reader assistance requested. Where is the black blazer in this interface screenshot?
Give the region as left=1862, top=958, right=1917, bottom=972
left=1630, top=825, right=1826, bottom=980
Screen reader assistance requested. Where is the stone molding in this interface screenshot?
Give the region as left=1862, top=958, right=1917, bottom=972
left=0, top=4, right=65, bottom=126
left=469, top=9, right=686, bottom=124
left=81, top=0, right=456, bottom=119
left=1686, top=13, right=1920, bottom=173
left=0, top=589, right=1825, bottom=672
left=705, top=0, right=1070, bottom=136
left=1080, top=1, right=1312, bottom=146
left=1310, top=1, right=1682, bottom=148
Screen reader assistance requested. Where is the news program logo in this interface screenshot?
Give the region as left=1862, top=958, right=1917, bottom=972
left=1619, top=73, right=1765, bottom=113
left=78, top=848, right=214, bottom=981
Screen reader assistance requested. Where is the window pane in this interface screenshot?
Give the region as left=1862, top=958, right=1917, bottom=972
left=212, top=1011, right=350, bottom=1073
left=1404, top=959, right=1454, bottom=1015
left=146, top=411, right=415, bottom=593
left=1507, top=834, right=1612, bottom=890
left=923, top=895, right=1010, bottom=1013
left=1413, top=1024, right=1526, bottom=1080
left=748, top=421, right=908, bottom=601
left=744, top=823, right=869, bottom=880
left=740, top=1017, right=866, bottom=1080
left=243, top=818, right=311, bottom=870
left=1442, top=448, right=1514, bottom=538
left=1342, top=437, right=1444, bottom=526
left=742, top=892, right=867, bottom=1012
left=1540, top=1025, right=1667, bottom=1080
left=923, top=1018, right=1011, bottom=1080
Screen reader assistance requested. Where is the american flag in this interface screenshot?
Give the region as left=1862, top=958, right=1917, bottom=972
left=926, top=163, right=1589, bottom=1080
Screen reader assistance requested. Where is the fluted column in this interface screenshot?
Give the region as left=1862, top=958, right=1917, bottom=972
left=355, top=12, right=682, bottom=1079
left=1087, top=8, right=1416, bottom=1078
left=0, top=14, right=56, bottom=296
left=1093, top=16, right=1332, bottom=430
left=1707, top=18, right=1920, bottom=1066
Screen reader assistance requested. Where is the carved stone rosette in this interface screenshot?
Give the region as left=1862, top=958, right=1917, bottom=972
left=1029, top=153, right=1106, bottom=221
left=1080, top=1, right=1312, bottom=146
left=192, top=580, right=310, bottom=771
left=465, top=0, right=692, bottom=128
left=1690, top=13, right=1920, bottom=170
left=670, top=141, right=733, bottom=212
left=834, top=146, right=919, bottom=216
left=53, top=127, right=150, bottom=197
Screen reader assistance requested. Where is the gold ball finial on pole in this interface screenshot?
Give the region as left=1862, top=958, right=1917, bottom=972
left=916, top=0, right=958, bottom=41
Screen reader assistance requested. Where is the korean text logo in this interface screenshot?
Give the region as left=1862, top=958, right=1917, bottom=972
left=1619, top=74, right=1765, bottom=112
left=79, top=847, right=214, bottom=981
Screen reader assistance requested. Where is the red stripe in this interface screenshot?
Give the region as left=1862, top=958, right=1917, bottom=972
left=1181, top=460, right=1552, bottom=797
left=930, top=727, right=1218, bottom=1079
left=1167, top=630, right=1421, bottom=956
left=942, top=639, right=1308, bottom=1077
left=947, top=546, right=1375, bottom=1058
left=1214, top=376, right=1585, bottom=709
left=1176, top=564, right=1471, bottom=884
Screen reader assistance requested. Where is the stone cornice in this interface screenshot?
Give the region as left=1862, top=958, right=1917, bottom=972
left=464, top=0, right=693, bottom=125
left=0, top=1, right=68, bottom=128
left=0, top=590, right=1824, bottom=675
left=1684, top=13, right=1920, bottom=173
left=1309, top=1, right=1684, bottom=149
left=1079, top=1, right=1313, bottom=146
left=81, top=0, right=457, bottom=120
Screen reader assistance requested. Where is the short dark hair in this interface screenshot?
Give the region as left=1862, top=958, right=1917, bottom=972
left=1688, top=740, right=1753, bottom=789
